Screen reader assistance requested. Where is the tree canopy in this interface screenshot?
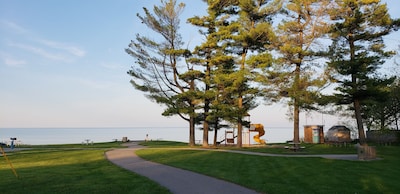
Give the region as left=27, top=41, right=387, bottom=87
left=127, top=0, right=399, bottom=147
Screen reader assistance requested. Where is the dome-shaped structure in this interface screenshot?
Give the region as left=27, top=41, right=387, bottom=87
left=326, top=125, right=352, bottom=143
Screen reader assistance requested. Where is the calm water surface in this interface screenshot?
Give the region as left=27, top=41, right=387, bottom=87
left=1, top=127, right=294, bottom=145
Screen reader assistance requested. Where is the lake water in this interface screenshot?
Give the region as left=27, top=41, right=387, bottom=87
left=1, top=127, right=295, bottom=145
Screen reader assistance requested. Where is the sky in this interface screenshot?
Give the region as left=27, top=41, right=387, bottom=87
left=0, top=0, right=399, bottom=129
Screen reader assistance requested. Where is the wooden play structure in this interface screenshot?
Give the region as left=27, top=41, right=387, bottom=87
left=216, top=130, right=236, bottom=145
left=216, top=130, right=234, bottom=145
left=218, top=123, right=266, bottom=146
left=225, top=130, right=235, bottom=144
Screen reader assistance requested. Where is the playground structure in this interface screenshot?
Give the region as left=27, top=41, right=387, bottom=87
left=218, top=123, right=266, bottom=146
left=216, top=130, right=236, bottom=145
left=250, top=124, right=266, bottom=144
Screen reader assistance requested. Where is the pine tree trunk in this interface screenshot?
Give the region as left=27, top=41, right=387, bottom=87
left=293, top=100, right=300, bottom=145
left=380, top=108, right=385, bottom=130
left=237, top=95, right=243, bottom=148
left=293, top=63, right=301, bottom=145
left=237, top=119, right=242, bottom=148
left=213, top=126, right=218, bottom=146
left=202, top=119, right=209, bottom=147
left=354, top=99, right=367, bottom=145
left=203, top=60, right=211, bottom=147
left=349, top=36, right=367, bottom=145
left=189, top=114, right=195, bottom=147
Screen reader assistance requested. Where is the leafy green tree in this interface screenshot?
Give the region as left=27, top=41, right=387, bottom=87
left=270, top=0, right=330, bottom=145
left=389, top=48, right=400, bottom=130
left=362, top=78, right=400, bottom=131
left=388, top=79, right=400, bottom=130
left=327, top=0, right=397, bottom=144
left=126, top=0, right=200, bottom=146
left=360, top=77, right=396, bottom=131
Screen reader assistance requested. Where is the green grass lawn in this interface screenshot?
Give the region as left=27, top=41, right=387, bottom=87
left=0, top=142, right=171, bottom=194
left=20, top=141, right=125, bottom=148
left=2, top=141, right=399, bottom=194
left=137, top=141, right=400, bottom=194
left=210, top=143, right=358, bottom=154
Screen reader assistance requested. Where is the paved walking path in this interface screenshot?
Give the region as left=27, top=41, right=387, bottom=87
left=105, top=142, right=260, bottom=194
left=197, top=149, right=359, bottom=160
left=105, top=142, right=360, bottom=194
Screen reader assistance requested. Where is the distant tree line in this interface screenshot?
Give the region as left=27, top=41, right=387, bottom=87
left=126, top=0, right=400, bottom=147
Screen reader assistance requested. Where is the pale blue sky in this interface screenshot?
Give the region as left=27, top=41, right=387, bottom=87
left=0, top=0, right=399, bottom=128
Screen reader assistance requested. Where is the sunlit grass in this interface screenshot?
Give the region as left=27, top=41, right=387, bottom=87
left=136, top=144, right=400, bottom=194
left=2, top=141, right=399, bottom=193
left=139, top=140, right=191, bottom=147
left=0, top=147, right=170, bottom=194
left=234, top=143, right=357, bottom=154
left=23, top=141, right=125, bottom=148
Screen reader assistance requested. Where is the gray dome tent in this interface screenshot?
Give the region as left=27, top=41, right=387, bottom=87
left=326, top=125, right=352, bottom=143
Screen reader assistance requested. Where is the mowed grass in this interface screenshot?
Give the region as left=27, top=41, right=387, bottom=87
left=21, top=141, right=125, bottom=148
left=137, top=142, right=400, bottom=194
left=240, top=143, right=358, bottom=154
left=0, top=143, right=171, bottom=194
left=2, top=141, right=399, bottom=194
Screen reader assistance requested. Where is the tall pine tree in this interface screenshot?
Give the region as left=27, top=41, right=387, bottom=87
left=126, top=0, right=200, bottom=146
left=188, top=0, right=239, bottom=147
left=221, top=0, right=278, bottom=147
left=271, top=0, right=330, bottom=145
left=327, top=0, right=397, bottom=145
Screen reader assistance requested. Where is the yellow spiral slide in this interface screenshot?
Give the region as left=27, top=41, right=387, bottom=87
left=250, top=124, right=266, bottom=144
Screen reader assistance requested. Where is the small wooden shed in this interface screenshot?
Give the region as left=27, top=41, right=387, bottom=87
left=304, top=125, right=324, bottom=144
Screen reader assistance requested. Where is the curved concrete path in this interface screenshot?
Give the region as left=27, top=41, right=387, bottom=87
left=105, top=142, right=260, bottom=194
left=106, top=142, right=362, bottom=194
left=198, top=149, right=359, bottom=160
